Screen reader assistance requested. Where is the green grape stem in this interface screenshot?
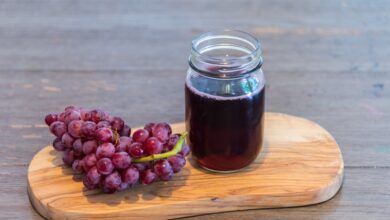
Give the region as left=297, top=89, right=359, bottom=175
left=133, top=132, right=188, bottom=163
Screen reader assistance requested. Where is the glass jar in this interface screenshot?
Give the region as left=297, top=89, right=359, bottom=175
left=185, top=30, right=265, bottom=172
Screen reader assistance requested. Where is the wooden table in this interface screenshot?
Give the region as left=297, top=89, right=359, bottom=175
left=1, top=1, right=389, bottom=219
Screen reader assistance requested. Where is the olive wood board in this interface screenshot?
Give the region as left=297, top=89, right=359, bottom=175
left=27, top=112, right=344, bottom=220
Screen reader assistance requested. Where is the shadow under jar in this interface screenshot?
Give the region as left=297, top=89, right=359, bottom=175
left=185, top=30, right=265, bottom=172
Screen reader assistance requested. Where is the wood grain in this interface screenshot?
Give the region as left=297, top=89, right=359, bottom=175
left=28, top=113, right=343, bottom=220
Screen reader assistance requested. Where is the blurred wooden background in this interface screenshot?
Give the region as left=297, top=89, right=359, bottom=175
left=0, top=0, right=389, bottom=219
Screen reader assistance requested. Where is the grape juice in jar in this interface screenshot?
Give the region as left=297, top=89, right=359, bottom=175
left=185, top=30, right=265, bottom=172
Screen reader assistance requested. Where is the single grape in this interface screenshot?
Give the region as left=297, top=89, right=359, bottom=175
left=140, top=169, right=157, bottom=185
left=127, top=142, right=145, bottom=158
left=72, top=159, right=84, bottom=174
left=83, top=175, right=98, bottom=190
left=73, top=138, right=83, bottom=153
left=179, top=143, right=190, bottom=156
left=49, top=121, right=67, bottom=138
left=64, top=110, right=81, bottom=125
left=131, top=162, right=149, bottom=172
left=80, top=121, right=96, bottom=139
left=57, top=112, right=66, bottom=122
left=111, top=116, right=124, bottom=131
left=96, top=121, right=111, bottom=129
left=122, top=167, right=139, bottom=186
left=68, top=120, right=83, bottom=138
left=96, top=127, right=113, bottom=142
left=112, top=152, right=131, bottom=169
left=144, top=123, right=156, bottom=134
left=154, top=159, right=173, bottom=177
left=80, top=109, right=92, bottom=121
left=82, top=140, right=98, bottom=155
left=159, top=170, right=174, bottom=181
left=144, top=137, right=163, bottom=155
left=119, top=125, right=131, bottom=137
left=151, top=123, right=171, bottom=143
left=62, top=149, right=74, bottom=166
left=104, top=171, right=121, bottom=191
left=101, top=111, right=112, bottom=122
left=115, top=136, right=132, bottom=152
left=118, top=182, right=130, bottom=191
left=96, top=158, right=114, bottom=175
left=84, top=153, right=97, bottom=168
left=96, top=142, right=115, bottom=159
left=90, top=109, right=104, bottom=123
left=168, top=155, right=186, bottom=173
left=86, top=166, right=101, bottom=185
left=52, top=137, right=65, bottom=151
left=61, top=133, right=75, bottom=148
left=132, top=129, right=149, bottom=143
left=165, top=134, right=180, bottom=151
left=45, top=113, right=58, bottom=126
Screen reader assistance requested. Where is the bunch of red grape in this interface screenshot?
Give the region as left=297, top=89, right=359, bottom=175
left=45, top=106, right=189, bottom=193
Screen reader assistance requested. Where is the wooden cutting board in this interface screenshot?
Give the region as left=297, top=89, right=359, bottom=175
left=28, top=112, right=344, bottom=220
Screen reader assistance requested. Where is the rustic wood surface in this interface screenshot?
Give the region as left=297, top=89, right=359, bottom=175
left=27, top=113, right=344, bottom=219
left=0, top=0, right=389, bottom=219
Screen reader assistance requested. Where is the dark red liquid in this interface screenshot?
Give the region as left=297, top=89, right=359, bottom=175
left=185, top=83, right=265, bottom=171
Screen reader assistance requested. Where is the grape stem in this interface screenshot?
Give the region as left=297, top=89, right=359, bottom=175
left=133, top=132, right=188, bottom=163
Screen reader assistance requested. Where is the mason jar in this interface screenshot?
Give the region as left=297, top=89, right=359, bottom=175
left=185, top=30, right=265, bottom=172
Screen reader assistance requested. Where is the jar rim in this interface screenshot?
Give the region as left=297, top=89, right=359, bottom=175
left=191, top=29, right=262, bottom=62
left=190, top=30, right=262, bottom=78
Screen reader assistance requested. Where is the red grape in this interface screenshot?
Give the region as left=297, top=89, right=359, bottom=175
left=96, top=143, right=115, bottom=159
left=81, top=121, right=96, bottom=139
left=131, top=163, right=148, bottom=172
left=45, top=113, right=58, bottom=126
left=72, top=159, right=84, bottom=174
left=104, top=171, right=121, bottom=191
left=154, top=159, right=173, bottom=177
left=50, top=121, right=67, bottom=137
left=83, top=175, right=98, bottom=190
left=64, top=110, right=81, bottom=125
left=62, top=149, right=74, bottom=166
left=84, top=153, right=97, bottom=168
left=132, top=129, right=149, bottom=143
left=82, top=140, right=98, bottom=155
left=112, top=152, right=131, bottom=169
left=165, top=134, right=180, bottom=151
left=144, top=123, right=155, bottom=134
left=122, top=167, right=139, bottom=185
left=119, top=125, right=131, bottom=137
left=61, top=133, right=75, bottom=148
left=96, top=127, right=113, bottom=142
left=46, top=107, right=190, bottom=193
left=96, top=158, right=114, bottom=175
left=159, top=170, right=174, bottom=181
left=141, top=169, right=157, bottom=185
left=128, top=142, right=145, bottom=158
left=57, top=112, right=66, bottom=122
left=52, top=137, right=65, bottom=151
left=68, top=120, right=83, bottom=138
left=151, top=123, right=171, bottom=143
left=179, top=143, right=190, bottom=156
left=80, top=109, right=92, bottom=121
left=144, top=137, right=163, bottom=155
left=97, top=121, right=111, bottom=129
left=111, top=117, right=124, bottom=131
left=73, top=138, right=83, bottom=152
left=168, top=155, right=186, bottom=173
left=118, top=182, right=130, bottom=191
left=86, top=166, right=101, bottom=185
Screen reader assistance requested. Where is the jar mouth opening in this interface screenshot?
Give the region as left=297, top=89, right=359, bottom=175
left=191, top=30, right=261, bottom=61
left=190, top=30, right=262, bottom=78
